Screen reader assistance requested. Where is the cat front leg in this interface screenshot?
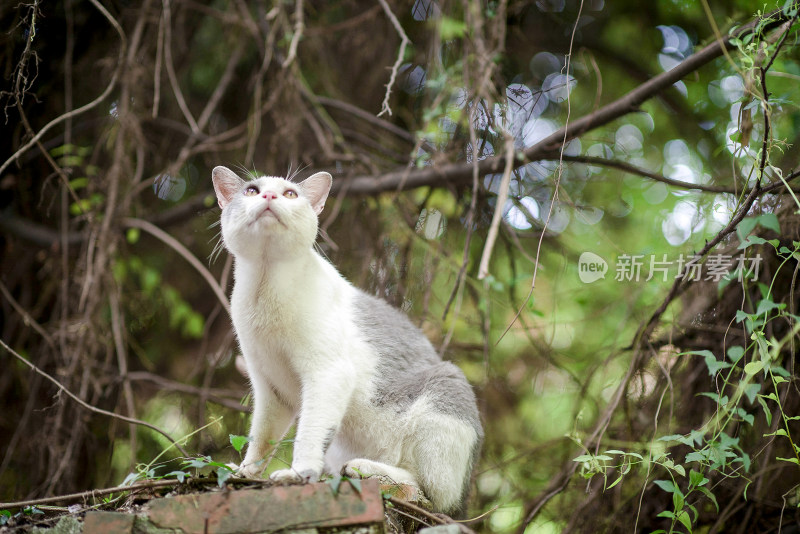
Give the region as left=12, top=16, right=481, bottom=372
left=270, top=371, right=354, bottom=483
left=239, top=383, right=295, bottom=478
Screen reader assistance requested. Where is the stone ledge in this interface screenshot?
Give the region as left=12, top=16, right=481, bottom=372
left=16, top=479, right=431, bottom=534
left=145, top=479, right=384, bottom=534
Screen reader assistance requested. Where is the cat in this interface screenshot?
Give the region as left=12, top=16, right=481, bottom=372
left=211, top=165, right=483, bottom=515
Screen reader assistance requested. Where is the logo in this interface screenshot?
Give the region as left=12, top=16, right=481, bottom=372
left=578, top=252, right=608, bottom=283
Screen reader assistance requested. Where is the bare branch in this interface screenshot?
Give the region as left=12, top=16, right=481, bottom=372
left=282, top=0, right=305, bottom=68
left=477, top=133, right=515, bottom=280
left=163, top=0, right=200, bottom=133
left=377, top=0, right=411, bottom=117
left=122, top=217, right=231, bottom=314
left=0, top=338, right=189, bottom=456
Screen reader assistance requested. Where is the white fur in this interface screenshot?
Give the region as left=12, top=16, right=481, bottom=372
left=213, top=167, right=479, bottom=513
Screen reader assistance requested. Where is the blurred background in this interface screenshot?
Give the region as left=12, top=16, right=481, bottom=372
left=2, top=0, right=800, bottom=532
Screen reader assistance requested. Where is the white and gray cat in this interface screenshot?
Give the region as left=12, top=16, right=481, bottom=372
left=212, top=166, right=483, bottom=515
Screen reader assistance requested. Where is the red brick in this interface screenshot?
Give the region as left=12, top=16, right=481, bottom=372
left=145, top=479, right=384, bottom=534
left=83, top=511, right=134, bottom=534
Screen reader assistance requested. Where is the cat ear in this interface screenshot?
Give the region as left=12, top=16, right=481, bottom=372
left=299, top=172, right=332, bottom=215
left=212, top=166, right=245, bottom=209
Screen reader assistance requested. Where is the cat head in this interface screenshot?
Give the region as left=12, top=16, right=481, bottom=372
left=212, top=166, right=332, bottom=260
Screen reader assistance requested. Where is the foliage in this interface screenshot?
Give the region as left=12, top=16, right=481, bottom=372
left=1, top=0, right=800, bottom=533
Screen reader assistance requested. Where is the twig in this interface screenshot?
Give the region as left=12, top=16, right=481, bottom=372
left=377, top=0, right=411, bottom=117
left=385, top=496, right=447, bottom=526
left=555, top=155, right=742, bottom=194
left=0, top=338, right=188, bottom=457
left=0, top=476, right=265, bottom=510
left=122, top=218, right=231, bottom=314
left=152, top=7, right=164, bottom=118
left=282, top=0, right=304, bottom=68
left=386, top=496, right=477, bottom=534
left=110, top=289, right=138, bottom=466
left=0, top=0, right=126, bottom=177
left=499, top=0, right=584, bottom=348
left=163, top=0, right=200, bottom=134
left=0, top=280, right=55, bottom=348
left=477, top=133, right=515, bottom=279
left=325, top=4, right=797, bottom=195
left=126, top=371, right=248, bottom=413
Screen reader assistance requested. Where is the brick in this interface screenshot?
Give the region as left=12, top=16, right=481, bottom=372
left=83, top=511, right=134, bottom=534
left=145, top=479, right=384, bottom=534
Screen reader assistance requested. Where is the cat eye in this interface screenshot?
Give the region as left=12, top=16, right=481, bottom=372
left=244, top=186, right=259, bottom=196
left=283, top=189, right=298, bottom=199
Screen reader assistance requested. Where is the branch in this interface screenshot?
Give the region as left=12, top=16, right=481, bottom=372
left=334, top=5, right=797, bottom=194
left=0, top=476, right=266, bottom=510
left=477, top=134, right=515, bottom=279
left=282, top=0, right=305, bottom=68
left=122, top=218, right=230, bottom=314
left=556, top=155, right=740, bottom=194
left=377, top=0, right=411, bottom=117
left=0, top=338, right=189, bottom=457
left=0, top=0, right=127, bottom=177
left=126, top=371, right=248, bottom=413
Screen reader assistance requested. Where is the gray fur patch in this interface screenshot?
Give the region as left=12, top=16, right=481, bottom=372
left=352, top=290, right=482, bottom=432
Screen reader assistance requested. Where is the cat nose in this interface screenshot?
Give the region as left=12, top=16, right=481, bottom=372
left=262, top=191, right=277, bottom=200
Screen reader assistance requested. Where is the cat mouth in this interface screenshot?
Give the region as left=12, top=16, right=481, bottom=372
left=256, top=207, right=285, bottom=226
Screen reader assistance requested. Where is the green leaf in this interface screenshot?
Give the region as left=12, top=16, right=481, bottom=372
left=126, top=227, right=140, bottom=244
left=737, top=409, right=754, bottom=426
left=739, top=452, right=751, bottom=472
left=756, top=395, right=772, bottom=426
left=653, top=479, right=676, bottom=493
left=121, top=472, right=141, bottom=486
left=757, top=213, right=781, bottom=233
left=736, top=217, right=759, bottom=242
left=738, top=235, right=767, bottom=249
left=727, top=345, right=745, bottom=363
left=676, top=509, right=693, bottom=532
left=656, top=510, right=675, bottom=519
left=699, top=392, right=728, bottom=406
left=688, top=469, right=706, bottom=487
left=230, top=434, right=250, bottom=453
left=777, top=456, right=800, bottom=465
left=165, top=470, right=188, bottom=483
left=439, top=17, right=467, bottom=40
left=327, top=475, right=342, bottom=496
left=686, top=451, right=709, bottom=463
left=216, top=466, right=233, bottom=487
left=744, top=360, right=764, bottom=375
left=756, top=298, right=785, bottom=316
left=703, top=352, right=732, bottom=376
left=183, top=456, right=212, bottom=469
left=348, top=477, right=362, bottom=494
left=607, top=473, right=624, bottom=490
left=697, top=486, right=719, bottom=512
left=772, top=365, right=791, bottom=377
left=673, top=489, right=685, bottom=511
left=742, top=382, right=761, bottom=404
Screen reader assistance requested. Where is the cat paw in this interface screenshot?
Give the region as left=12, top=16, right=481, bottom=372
left=269, top=468, right=317, bottom=484
left=342, top=459, right=418, bottom=487
left=236, top=461, right=265, bottom=479
left=342, top=459, right=378, bottom=479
